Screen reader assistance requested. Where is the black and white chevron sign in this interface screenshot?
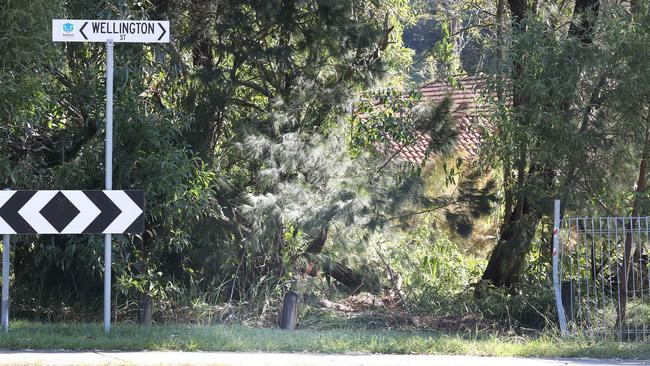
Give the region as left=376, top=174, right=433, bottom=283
left=0, top=190, right=144, bottom=234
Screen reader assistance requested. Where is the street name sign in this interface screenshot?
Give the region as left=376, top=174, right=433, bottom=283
left=52, top=19, right=169, bottom=43
left=0, top=190, right=144, bottom=234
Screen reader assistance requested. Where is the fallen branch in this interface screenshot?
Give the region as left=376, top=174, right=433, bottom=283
left=375, top=248, right=418, bottom=327
left=319, top=299, right=354, bottom=312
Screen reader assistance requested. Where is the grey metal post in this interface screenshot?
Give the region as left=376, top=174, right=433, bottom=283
left=104, top=39, right=114, bottom=333
left=2, top=232, right=9, bottom=333
left=553, top=199, right=568, bottom=335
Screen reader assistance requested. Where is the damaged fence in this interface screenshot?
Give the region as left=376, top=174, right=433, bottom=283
left=553, top=200, right=650, bottom=340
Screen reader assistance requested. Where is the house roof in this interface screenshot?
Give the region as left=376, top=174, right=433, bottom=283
left=397, top=76, right=489, bottom=164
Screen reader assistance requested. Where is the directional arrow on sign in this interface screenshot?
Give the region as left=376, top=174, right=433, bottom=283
left=0, top=191, right=16, bottom=234
left=60, top=191, right=101, bottom=234
left=103, top=191, right=143, bottom=233
left=157, top=23, right=166, bottom=41
left=79, top=22, right=88, bottom=40
left=83, top=191, right=122, bottom=233
left=0, top=191, right=36, bottom=234
left=0, top=190, right=144, bottom=234
left=18, top=191, right=59, bottom=234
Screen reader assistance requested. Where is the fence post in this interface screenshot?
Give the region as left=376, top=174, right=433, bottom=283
left=553, top=199, right=568, bottom=335
left=280, top=291, right=298, bottom=330
left=561, top=280, right=576, bottom=323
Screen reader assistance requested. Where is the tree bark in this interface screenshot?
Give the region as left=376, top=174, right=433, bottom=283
left=481, top=0, right=532, bottom=289
left=302, top=227, right=370, bottom=291
left=305, top=227, right=328, bottom=254
left=482, top=199, right=540, bottom=287
left=496, top=0, right=514, bottom=218
left=303, top=253, right=366, bottom=291
left=568, top=0, right=600, bottom=43
left=616, top=109, right=650, bottom=330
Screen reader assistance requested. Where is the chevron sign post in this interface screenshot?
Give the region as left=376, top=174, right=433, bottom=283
left=0, top=190, right=144, bottom=235
left=0, top=190, right=144, bottom=333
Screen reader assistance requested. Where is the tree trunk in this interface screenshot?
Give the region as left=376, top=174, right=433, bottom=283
left=305, top=227, right=328, bottom=254
left=616, top=109, right=650, bottom=330
left=302, top=227, right=374, bottom=292
left=496, top=0, right=513, bottom=218
left=303, top=253, right=367, bottom=291
left=481, top=200, right=541, bottom=287
left=480, top=0, right=532, bottom=289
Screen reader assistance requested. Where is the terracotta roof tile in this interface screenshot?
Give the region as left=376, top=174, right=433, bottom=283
left=395, top=76, right=492, bottom=164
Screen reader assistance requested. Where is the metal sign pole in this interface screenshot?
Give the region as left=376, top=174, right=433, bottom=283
left=104, top=39, right=114, bottom=333
left=552, top=199, right=568, bottom=335
left=1, top=233, right=9, bottom=333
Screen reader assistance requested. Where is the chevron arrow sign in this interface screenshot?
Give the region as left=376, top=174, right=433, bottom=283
left=0, top=190, right=144, bottom=234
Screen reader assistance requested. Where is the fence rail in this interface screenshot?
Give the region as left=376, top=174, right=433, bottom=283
left=554, top=200, right=650, bottom=340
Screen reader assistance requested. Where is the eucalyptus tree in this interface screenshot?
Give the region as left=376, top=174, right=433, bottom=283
left=472, top=0, right=601, bottom=288
left=479, top=0, right=650, bottom=291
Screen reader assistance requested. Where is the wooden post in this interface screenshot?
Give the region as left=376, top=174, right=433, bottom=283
left=138, top=293, right=153, bottom=326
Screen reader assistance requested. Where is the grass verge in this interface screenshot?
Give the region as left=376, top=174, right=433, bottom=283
left=0, top=321, right=648, bottom=358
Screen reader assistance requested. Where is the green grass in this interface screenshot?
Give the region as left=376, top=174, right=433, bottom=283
left=0, top=321, right=648, bottom=358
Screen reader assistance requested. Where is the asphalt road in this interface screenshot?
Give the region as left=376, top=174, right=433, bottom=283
left=0, top=352, right=648, bottom=366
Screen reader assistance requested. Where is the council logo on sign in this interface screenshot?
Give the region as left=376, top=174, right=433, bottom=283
left=62, top=23, right=74, bottom=38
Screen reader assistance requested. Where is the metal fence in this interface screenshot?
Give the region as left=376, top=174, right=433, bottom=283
left=553, top=200, right=650, bottom=340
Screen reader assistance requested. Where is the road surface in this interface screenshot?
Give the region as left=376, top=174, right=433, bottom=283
left=0, top=352, right=648, bottom=365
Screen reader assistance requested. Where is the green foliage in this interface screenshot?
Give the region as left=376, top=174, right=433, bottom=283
left=516, top=5, right=650, bottom=212
left=382, top=219, right=484, bottom=308
left=2, top=0, right=447, bottom=321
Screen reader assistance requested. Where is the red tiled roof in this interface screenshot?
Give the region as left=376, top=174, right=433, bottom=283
left=397, top=76, right=489, bottom=164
